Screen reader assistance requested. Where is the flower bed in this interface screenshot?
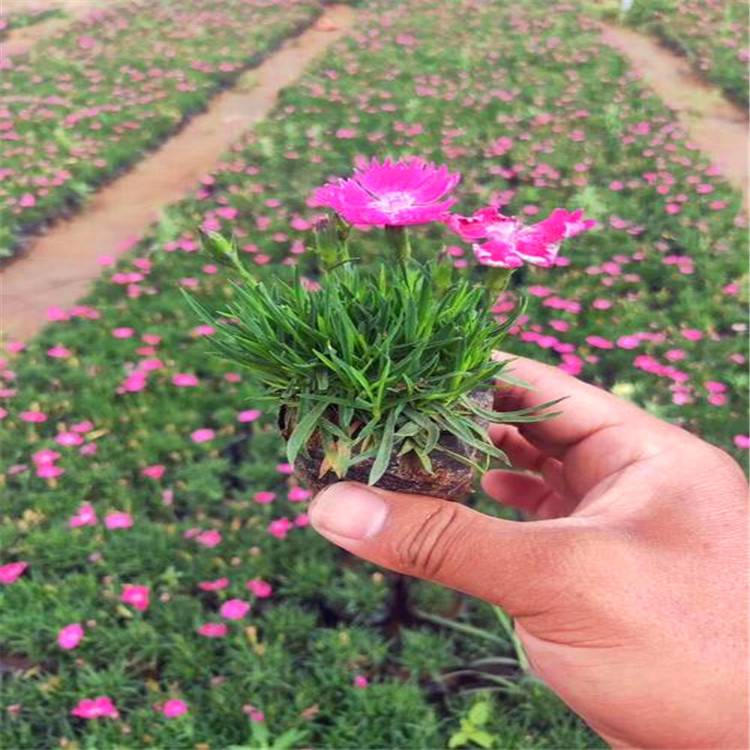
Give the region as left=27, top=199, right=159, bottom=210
left=617, top=0, right=749, bottom=106
left=0, top=0, right=746, bottom=746
left=0, top=0, right=322, bottom=259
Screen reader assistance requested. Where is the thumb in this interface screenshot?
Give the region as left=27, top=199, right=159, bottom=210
left=309, top=481, right=588, bottom=616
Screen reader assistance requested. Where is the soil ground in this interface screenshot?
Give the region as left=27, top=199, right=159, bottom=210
left=1, top=0, right=111, bottom=53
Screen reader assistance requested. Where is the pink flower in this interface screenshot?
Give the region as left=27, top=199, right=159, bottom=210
left=288, top=486, right=312, bottom=502
left=56, top=432, right=84, bottom=447
left=195, top=529, right=222, bottom=548
left=198, top=577, right=229, bottom=591
left=253, top=491, right=276, bottom=504
left=246, top=578, right=273, bottom=598
left=142, top=464, right=165, bottom=479
left=353, top=675, right=369, bottom=688
left=681, top=328, right=703, bottom=341
left=0, top=561, right=28, bottom=585
left=311, top=157, right=460, bottom=227
left=69, top=503, right=97, bottom=528
left=592, top=299, right=612, bottom=311
left=617, top=336, right=641, bottom=350
left=172, top=373, right=199, bottom=387
left=105, top=512, right=133, bottom=530
left=47, top=306, right=68, bottom=322
left=734, top=435, right=750, bottom=449
left=447, top=207, right=594, bottom=268
left=121, top=370, right=148, bottom=393
left=268, top=517, right=293, bottom=539
left=80, top=443, right=98, bottom=457
left=58, top=623, right=84, bottom=650
left=237, top=409, right=261, bottom=423
left=20, top=410, right=47, bottom=423
left=121, top=584, right=150, bottom=611
left=161, top=699, right=188, bottom=718
left=220, top=599, right=250, bottom=620
left=71, top=696, right=119, bottom=720
left=77, top=35, right=96, bottom=50
left=47, top=345, right=71, bottom=359
left=191, top=428, right=215, bottom=443
left=585, top=336, right=614, bottom=350
left=197, top=622, right=228, bottom=638
left=243, top=705, right=266, bottom=722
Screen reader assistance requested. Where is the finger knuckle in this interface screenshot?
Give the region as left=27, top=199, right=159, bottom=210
left=395, top=504, right=463, bottom=579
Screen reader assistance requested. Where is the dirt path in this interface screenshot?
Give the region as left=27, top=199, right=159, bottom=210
left=0, top=5, right=355, bottom=342
left=600, top=23, right=748, bottom=203
left=1, top=0, right=108, bottom=54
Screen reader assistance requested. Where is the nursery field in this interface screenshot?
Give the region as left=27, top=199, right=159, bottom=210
left=0, top=0, right=747, bottom=748
left=614, top=0, right=749, bottom=106
left=0, top=0, right=322, bottom=259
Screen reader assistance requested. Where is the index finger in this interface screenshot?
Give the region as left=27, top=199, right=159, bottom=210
left=492, top=353, right=661, bottom=457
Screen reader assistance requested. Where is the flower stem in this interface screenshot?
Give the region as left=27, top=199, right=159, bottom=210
left=486, top=266, right=513, bottom=297
left=386, top=225, right=412, bottom=263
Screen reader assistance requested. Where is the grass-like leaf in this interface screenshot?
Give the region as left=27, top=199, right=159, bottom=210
left=197, top=233, right=542, bottom=483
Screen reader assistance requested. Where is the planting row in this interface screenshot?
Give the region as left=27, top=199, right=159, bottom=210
left=1, top=0, right=746, bottom=746
left=0, top=0, right=322, bottom=259
left=619, top=0, right=748, bottom=106
left=0, top=6, right=63, bottom=41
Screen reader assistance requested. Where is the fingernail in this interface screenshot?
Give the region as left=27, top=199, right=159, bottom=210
left=309, top=482, right=388, bottom=541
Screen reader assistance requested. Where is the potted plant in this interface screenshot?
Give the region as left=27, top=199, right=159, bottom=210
left=194, top=157, right=593, bottom=501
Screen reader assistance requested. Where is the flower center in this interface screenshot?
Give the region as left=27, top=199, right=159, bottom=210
left=486, top=220, right=520, bottom=242
left=373, top=191, right=416, bottom=214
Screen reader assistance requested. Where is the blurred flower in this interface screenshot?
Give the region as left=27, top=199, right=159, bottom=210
left=58, top=623, right=84, bottom=650
left=198, top=578, right=229, bottom=591
left=70, top=696, right=119, bottom=720
left=121, top=584, right=150, bottom=611
left=246, top=579, right=273, bottom=598
left=196, top=529, right=222, bottom=547
left=105, top=512, right=134, bottom=530
left=268, top=517, right=293, bottom=539
left=142, top=465, right=165, bottom=479
left=69, top=503, right=97, bottom=528
left=197, top=622, right=228, bottom=638
left=161, top=699, right=188, bottom=718
left=237, top=409, right=261, bottom=423
left=0, top=561, right=27, bottom=585
left=288, top=486, right=311, bottom=502
left=191, top=428, right=215, bottom=443
left=220, top=599, right=250, bottom=620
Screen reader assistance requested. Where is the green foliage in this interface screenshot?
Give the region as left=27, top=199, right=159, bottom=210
left=196, top=232, right=553, bottom=484
left=449, top=699, right=496, bottom=748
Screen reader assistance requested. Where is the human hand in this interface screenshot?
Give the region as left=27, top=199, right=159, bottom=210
left=308, top=355, right=749, bottom=749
